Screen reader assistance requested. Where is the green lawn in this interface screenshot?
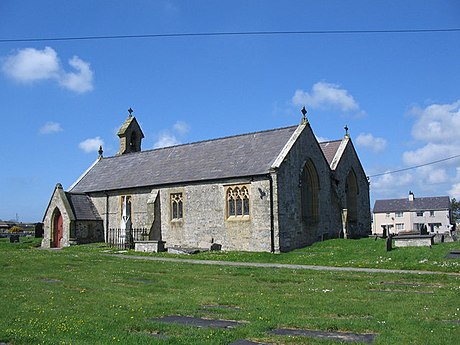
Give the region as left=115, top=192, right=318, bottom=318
left=142, top=237, right=460, bottom=273
left=1, top=237, right=459, bottom=344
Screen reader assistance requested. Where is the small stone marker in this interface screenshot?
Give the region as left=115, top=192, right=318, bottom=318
left=446, top=250, right=460, bottom=259
left=10, top=234, right=20, bottom=243
left=149, top=315, right=243, bottom=329
left=271, top=328, right=377, bottom=344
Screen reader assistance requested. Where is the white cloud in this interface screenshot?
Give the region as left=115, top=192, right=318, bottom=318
left=371, top=100, right=460, bottom=200
left=153, top=120, right=190, bottom=149
left=292, top=82, right=364, bottom=116
left=2, top=47, right=60, bottom=82
left=173, top=121, right=190, bottom=135
left=371, top=171, right=413, bottom=196
left=410, top=101, right=460, bottom=143
left=154, top=131, right=181, bottom=149
left=59, top=56, right=94, bottom=93
left=39, top=121, right=63, bottom=134
left=79, top=137, right=103, bottom=153
left=356, top=133, right=387, bottom=153
left=2, top=47, right=94, bottom=93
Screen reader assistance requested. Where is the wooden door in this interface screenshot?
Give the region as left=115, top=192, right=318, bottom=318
left=53, top=211, right=63, bottom=248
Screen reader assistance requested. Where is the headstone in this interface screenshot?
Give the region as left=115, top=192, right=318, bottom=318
left=385, top=234, right=392, bottom=251
left=35, top=222, right=44, bottom=238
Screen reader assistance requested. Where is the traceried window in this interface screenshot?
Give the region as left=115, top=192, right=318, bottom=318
left=429, top=210, right=435, bottom=217
left=170, top=193, right=183, bottom=220
left=227, top=186, right=250, bottom=218
left=395, top=212, right=403, bottom=217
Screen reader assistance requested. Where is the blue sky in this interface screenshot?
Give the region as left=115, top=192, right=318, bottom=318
left=1, top=1, right=459, bottom=222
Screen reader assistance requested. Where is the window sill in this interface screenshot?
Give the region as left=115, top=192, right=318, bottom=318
left=226, top=215, right=250, bottom=222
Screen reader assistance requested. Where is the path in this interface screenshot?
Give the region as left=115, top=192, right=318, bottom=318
left=109, top=254, right=460, bottom=276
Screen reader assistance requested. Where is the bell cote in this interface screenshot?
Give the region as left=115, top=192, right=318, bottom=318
left=117, top=108, right=144, bottom=155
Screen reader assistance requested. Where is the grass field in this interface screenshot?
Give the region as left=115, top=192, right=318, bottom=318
left=1, top=237, right=459, bottom=344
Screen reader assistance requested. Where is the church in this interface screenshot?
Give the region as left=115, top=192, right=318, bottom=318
left=42, top=109, right=371, bottom=252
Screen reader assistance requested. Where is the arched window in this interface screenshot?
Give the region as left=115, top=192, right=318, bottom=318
left=346, top=170, right=358, bottom=225
left=227, top=186, right=250, bottom=218
left=301, top=159, right=320, bottom=223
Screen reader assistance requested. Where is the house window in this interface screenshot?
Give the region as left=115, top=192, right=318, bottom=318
left=395, top=212, right=403, bottom=217
left=227, top=186, right=250, bottom=218
left=395, top=223, right=405, bottom=231
left=170, top=193, right=183, bottom=220
left=429, top=211, right=435, bottom=217
left=416, top=211, right=423, bottom=217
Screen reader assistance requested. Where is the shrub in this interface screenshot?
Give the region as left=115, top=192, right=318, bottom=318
left=8, top=226, right=23, bottom=233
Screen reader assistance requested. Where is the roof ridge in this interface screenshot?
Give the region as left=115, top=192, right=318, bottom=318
left=102, top=125, right=299, bottom=159
left=319, top=139, right=342, bottom=144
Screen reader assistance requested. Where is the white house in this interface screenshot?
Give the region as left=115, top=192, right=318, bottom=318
left=373, top=192, right=452, bottom=235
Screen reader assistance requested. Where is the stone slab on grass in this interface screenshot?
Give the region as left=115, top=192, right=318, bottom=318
left=149, top=315, right=244, bottom=329
left=271, top=328, right=377, bottom=344
left=369, top=289, right=434, bottom=294
left=229, top=340, right=268, bottom=345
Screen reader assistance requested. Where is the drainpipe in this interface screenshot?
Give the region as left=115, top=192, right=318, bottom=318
left=104, top=191, right=109, bottom=243
left=269, top=174, right=275, bottom=253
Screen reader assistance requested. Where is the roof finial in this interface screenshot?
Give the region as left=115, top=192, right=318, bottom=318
left=98, top=145, right=104, bottom=158
left=301, top=106, right=308, bottom=124
left=344, top=125, right=349, bottom=137
left=128, top=107, right=133, bottom=117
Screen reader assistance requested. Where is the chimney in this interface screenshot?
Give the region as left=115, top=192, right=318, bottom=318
left=409, top=191, right=414, bottom=201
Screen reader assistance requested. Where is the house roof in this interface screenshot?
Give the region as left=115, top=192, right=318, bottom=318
left=373, top=196, right=450, bottom=213
left=66, top=193, right=102, bottom=220
left=70, top=125, right=300, bottom=193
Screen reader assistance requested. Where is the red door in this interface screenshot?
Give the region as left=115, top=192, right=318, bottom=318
left=53, top=211, right=63, bottom=248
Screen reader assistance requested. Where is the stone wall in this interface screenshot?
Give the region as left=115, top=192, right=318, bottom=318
left=73, top=220, right=104, bottom=244
left=276, top=124, right=338, bottom=251
left=332, top=140, right=371, bottom=238
left=42, top=185, right=74, bottom=248
left=89, top=177, right=273, bottom=252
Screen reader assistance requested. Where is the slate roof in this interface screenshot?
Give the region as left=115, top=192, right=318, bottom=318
left=373, top=196, right=450, bottom=213
left=66, top=193, right=102, bottom=220
left=70, top=126, right=299, bottom=193
left=318, top=140, right=342, bottom=166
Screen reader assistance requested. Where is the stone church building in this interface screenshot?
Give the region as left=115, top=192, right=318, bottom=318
left=42, top=110, right=371, bottom=252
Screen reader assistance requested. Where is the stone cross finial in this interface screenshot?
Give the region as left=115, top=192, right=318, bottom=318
left=128, top=107, right=133, bottom=116
left=98, top=145, right=103, bottom=158
left=301, top=106, right=308, bottom=124
left=344, top=125, right=349, bottom=137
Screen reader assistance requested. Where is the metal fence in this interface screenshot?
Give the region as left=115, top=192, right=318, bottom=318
left=107, top=228, right=149, bottom=249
